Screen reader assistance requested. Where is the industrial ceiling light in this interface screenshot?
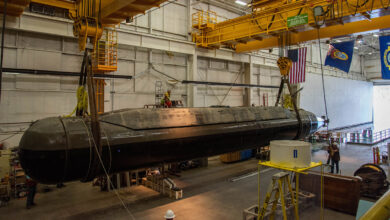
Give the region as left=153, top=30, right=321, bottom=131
left=373, top=33, right=379, bottom=37
left=354, top=47, right=358, bottom=49
left=235, top=0, right=247, bottom=6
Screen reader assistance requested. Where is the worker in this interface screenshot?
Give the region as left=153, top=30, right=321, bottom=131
left=166, top=90, right=171, bottom=98
left=329, top=140, right=340, bottom=174
left=26, top=175, right=37, bottom=209
left=326, top=141, right=331, bottom=165
left=161, top=90, right=172, bottom=108
left=164, top=209, right=175, bottom=220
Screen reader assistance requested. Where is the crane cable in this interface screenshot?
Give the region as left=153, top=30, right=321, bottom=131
left=80, top=120, right=135, bottom=220
left=314, top=10, right=330, bottom=134
left=314, top=13, right=328, bottom=220
left=316, top=28, right=329, bottom=133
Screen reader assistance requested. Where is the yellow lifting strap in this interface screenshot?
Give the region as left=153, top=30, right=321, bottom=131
left=283, top=94, right=293, bottom=110
left=65, top=85, right=89, bottom=117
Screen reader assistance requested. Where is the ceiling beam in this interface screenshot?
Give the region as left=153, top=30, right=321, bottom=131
left=101, top=0, right=136, bottom=18
left=236, top=14, right=390, bottom=53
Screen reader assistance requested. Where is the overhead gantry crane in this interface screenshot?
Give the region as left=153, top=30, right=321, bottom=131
left=192, top=0, right=390, bottom=52
left=0, top=0, right=169, bottom=111
left=0, top=0, right=168, bottom=72
left=192, top=0, right=389, bottom=145
left=0, top=0, right=167, bottom=42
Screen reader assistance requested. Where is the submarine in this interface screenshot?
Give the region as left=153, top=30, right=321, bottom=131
left=19, top=106, right=324, bottom=184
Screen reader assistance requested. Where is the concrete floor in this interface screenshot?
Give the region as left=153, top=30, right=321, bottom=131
left=1, top=140, right=389, bottom=220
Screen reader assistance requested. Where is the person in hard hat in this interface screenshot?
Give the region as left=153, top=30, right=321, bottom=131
left=164, top=209, right=175, bottom=220
left=26, top=175, right=37, bottom=209
left=161, top=90, right=172, bottom=108
left=166, top=90, right=171, bottom=99
left=326, top=141, right=331, bottom=165
left=329, top=140, right=340, bottom=174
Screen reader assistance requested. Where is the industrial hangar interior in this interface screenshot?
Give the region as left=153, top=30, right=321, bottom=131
left=0, top=0, right=390, bottom=219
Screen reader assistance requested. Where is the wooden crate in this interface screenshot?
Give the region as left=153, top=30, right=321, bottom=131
left=299, top=171, right=361, bottom=215
left=220, top=151, right=241, bottom=163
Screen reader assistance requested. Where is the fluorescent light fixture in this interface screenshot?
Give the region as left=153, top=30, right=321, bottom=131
left=235, top=0, right=247, bottom=6
left=373, top=33, right=379, bottom=37
left=354, top=47, right=358, bottom=49
left=369, top=52, right=372, bottom=55
left=335, top=39, right=341, bottom=42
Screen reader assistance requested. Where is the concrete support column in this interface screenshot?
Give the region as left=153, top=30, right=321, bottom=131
left=148, top=49, right=153, bottom=64
left=187, top=52, right=197, bottom=107
left=244, top=56, right=253, bottom=107
left=187, top=0, right=192, bottom=41
left=148, top=12, right=153, bottom=34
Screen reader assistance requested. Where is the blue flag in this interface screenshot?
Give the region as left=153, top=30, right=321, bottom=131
left=325, top=41, right=354, bottom=73
left=379, top=35, right=390, bottom=79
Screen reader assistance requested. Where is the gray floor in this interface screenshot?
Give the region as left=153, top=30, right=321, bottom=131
left=1, top=140, right=389, bottom=220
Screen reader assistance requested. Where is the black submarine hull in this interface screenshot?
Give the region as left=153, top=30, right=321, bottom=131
left=19, top=106, right=323, bottom=184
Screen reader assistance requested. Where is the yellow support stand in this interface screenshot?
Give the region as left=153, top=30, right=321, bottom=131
left=257, top=161, right=323, bottom=220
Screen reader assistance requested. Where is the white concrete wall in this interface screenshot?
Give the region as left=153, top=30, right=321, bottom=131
left=0, top=31, right=189, bottom=147
left=300, top=74, right=373, bottom=129
left=0, top=0, right=373, bottom=147
left=373, top=86, right=390, bottom=131
left=123, top=0, right=189, bottom=40
left=195, top=57, right=245, bottom=107
left=251, top=64, right=282, bottom=107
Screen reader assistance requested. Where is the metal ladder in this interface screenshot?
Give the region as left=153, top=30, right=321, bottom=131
left=155, top=81, right=163, bottom=106
left=259, top=172, right=299, bottom=220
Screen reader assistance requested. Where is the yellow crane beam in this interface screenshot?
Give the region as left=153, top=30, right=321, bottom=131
left=0, top=0, right=168, bottom=26
left=0, top=0, right=30, bottom=16
left=100, top=0, right=165, bottom=25
left=0, top=0, right=169, bottom=50
left=192, top=0, right=390, bottom=52
left=100, top=0, right=136, bottom=21
left=236, top=14, right=390, bottom=52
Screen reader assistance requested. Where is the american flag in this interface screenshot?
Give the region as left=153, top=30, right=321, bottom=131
left=288, top=47, right=307, bottom=84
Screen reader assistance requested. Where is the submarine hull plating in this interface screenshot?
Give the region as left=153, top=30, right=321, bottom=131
left=19, top=107, right=323, bottom=184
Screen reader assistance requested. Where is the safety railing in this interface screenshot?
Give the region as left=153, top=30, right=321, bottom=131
left=92, top=28, right=118, bottom=73
left=192, top=10, right=217, bottom=30
left=347, top=128, right=390, bottom=145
